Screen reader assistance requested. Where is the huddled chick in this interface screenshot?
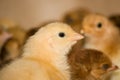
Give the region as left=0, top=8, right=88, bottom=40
left=0, top=22, right=84, bottom=80
left=0, top=19, right=27, bottom=68
left=68, top=49, right=118, bottom=80
left=82, top=13, right=120, bottom=80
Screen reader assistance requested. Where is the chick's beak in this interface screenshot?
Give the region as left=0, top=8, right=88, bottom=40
left=107, top=65, right=119, bottom=72
left=71, top=33, right=84, bottom=41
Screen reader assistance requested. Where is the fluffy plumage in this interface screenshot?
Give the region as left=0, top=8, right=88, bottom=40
left=68, top=49, right=118, bottom=80
left=82, top=14, right=120, bottom=80
left=0, top=22, right=83, bottom=80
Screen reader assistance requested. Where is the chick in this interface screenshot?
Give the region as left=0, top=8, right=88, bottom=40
left=68, top=49, right=118, bottom=80
left=0, top=22, right=83, bottom=80
left=82, top=14, right=120, bottom=80
left=0, top=19, right=26, bottom=67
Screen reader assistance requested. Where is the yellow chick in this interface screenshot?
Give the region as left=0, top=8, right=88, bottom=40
left=0, top=22, right=83, bottom=80
left=82, top=13, right=120, bottom=80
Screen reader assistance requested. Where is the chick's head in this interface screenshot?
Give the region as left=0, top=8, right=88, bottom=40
left=24, top=22, right=84, bottom=55
left=90, top=50, right=118, bottom=79
left=82, top=14, right=116, bottom=40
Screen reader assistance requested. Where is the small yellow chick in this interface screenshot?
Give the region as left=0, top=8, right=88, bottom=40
left=0, top=22, right=83, bottom=80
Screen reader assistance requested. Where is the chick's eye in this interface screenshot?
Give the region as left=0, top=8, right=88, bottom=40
left=58, top=32, right=65, bottom=38
left=97, top=22, right=102, bottom=28
left=102, top=64, right=110, bottom=70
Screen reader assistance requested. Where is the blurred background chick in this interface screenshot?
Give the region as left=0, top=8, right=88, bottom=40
left=0, top=19, right=27, bottom=68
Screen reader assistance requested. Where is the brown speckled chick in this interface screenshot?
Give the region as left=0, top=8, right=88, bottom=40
left=68, top=49, right=118, bottom=80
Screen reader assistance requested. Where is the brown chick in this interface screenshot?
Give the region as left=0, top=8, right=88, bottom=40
left=82, top=13, right=120, bottom=80
left=68, top=49, right=118, bottom=80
